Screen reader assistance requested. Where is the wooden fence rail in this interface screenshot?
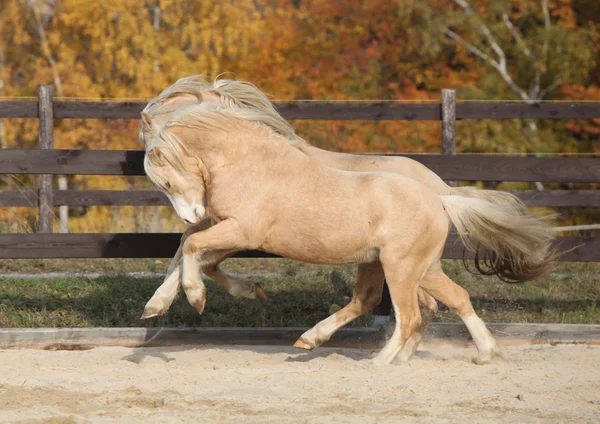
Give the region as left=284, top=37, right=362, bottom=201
left=0, top=86, right=598, bottom=262
left=0, top=234, right=597, bottom=262
left=2, top=189, right=600, bottom=208
left=1, top=149, right=599, bottom=182
left=2, top=99, right=600, bottom=120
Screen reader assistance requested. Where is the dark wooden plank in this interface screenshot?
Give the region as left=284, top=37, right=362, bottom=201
left=53, top=101, right=146, bottom=119
left=53, top=101, right=444, bottom=121
left=275, top=103, right=442, bottom=120
left=0, top=191, right=39, bottom=206
left=0, top=149, right=146, bottom=175
left=1, top=189, right=599, bottom=208
left=37, top=85, right=54, bottom=234
left=1, top=100, right=599, bottom=120
left=508, top=190, right=600, bottom=207
left=54, top=190, right=170, bottom=206
left=400, top=155, right=600, bottom=183
left=1, top=149, right=599, bottom=182
left=457, top=102, right=600, bottom=120
left=0, top=233, right=182, bottom=258
left=0, top=190, right=169, bottom=206
left=0, top=101, right=38, bottom=118
left=0, top=234, right=596, bottom=261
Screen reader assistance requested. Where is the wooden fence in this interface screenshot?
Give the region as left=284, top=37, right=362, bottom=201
left=0, top=85, right=599, bottom=261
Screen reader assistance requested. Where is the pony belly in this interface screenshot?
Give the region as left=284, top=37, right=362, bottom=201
left=261, top=233, right=373, bottom=265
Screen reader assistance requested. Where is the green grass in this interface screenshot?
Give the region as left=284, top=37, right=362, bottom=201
left=0, top=259, right=598, bottom=328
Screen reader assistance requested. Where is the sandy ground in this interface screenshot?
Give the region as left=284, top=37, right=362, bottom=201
left=1, top=342, right=599, bottom=423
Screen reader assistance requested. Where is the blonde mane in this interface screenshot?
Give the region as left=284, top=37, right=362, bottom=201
left=145, top=103, right=304, bottom=185
left=141, top=75, right=307, bottom=148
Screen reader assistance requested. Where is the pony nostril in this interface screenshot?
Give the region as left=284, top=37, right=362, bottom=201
left=184, top=218, right=193, bottom=225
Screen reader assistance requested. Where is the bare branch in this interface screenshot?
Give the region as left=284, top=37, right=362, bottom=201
left=541, top=0, right=551, bottom=63
left=444, top=29, right=499, bottom=69
left=451, top=0, right=506, bottom=69
left=538, top=78, right=563, bottom=100
left=446, top=2, right=532, bottom=102
left=502, top=13, right=531, bottom=57
left=32, top=3, right=63, bottom=96
left=152, top=3, right=161, bottom=74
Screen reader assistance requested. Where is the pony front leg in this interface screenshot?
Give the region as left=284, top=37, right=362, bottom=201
left=141, top=245, right=183, bottom=319
left=373, top=254, right=428, bottom=366
left=141, top=219, right=211, bottom=319
left=201, top=252, right=268, bottom=300
left=182, top=219, right=251, bottom=314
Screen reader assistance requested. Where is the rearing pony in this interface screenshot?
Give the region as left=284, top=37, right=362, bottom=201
left=139, top=75, right=553, bottom=363
left=144, top=103, right=556, bottom=365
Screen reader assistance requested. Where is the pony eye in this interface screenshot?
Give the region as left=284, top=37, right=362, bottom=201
left=164, top=182, right=171, bottom=190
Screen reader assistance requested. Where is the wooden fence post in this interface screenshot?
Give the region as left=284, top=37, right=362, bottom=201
left=38, top=85, right=54, bottom=233
left=58, top=176, right=68, bottom=233
left=441, top=89, right=457, bottom=187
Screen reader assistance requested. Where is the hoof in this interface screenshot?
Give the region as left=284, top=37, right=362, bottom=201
left=293, top=338, right=314, bottom=350
left=140, top=306, right=165, bottom=320
left=397, top=350, right=413, bottom=363
left=472, top=350, right=502, bottom=365
left=193, top=299, right=206, bottom=315
left=255, top=284, right=268, bottom=301
left=472, top=355, right=491, bottom=365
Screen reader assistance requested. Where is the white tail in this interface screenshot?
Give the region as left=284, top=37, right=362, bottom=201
left=441, top=195, right=558, bottom=282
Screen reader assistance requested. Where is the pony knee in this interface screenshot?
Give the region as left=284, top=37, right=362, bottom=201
left=401, top=313, right=422, bottom=339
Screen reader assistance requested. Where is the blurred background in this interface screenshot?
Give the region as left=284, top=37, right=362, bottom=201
left=1, top=0, right=599, bottom=233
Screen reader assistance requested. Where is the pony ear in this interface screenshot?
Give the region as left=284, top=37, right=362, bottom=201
left=141, top=111, right=151, bottom=126
left=148, top=148, right=166, bottom=166
left=140, top=112, right=161, bottom=133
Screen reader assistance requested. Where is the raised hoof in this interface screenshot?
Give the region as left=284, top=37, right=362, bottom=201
left=140, top=306, right=166, bottom=320
left=193, top=298, right=206, bottom=315
left=254, top=284, right=268, bottom=301
left=293, top=338, right=314, bottom=350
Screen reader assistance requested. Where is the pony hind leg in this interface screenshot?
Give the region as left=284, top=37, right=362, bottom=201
left=293, top=260, right=385, bottom=350
left=293, top=262, right=439, bottom=352
left=419, top=264, right=500, bottom=364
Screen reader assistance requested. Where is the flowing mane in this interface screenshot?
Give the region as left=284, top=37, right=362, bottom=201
left=141, top=75, right=307, bottom=147
left=150, top=103, right=302, bottom=159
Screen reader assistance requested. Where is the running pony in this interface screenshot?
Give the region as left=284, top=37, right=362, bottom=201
left=139, top=75, right=554, bottom=363
left=143, top=103, right=556, bottom=365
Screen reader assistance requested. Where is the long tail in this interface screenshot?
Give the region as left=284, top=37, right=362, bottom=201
left=449, top=186, right=529, bottom=216
left=441, top=194, right=559, bottom=283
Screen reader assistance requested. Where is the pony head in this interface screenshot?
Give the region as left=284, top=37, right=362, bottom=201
left=144, top=145, right=207, bottom=225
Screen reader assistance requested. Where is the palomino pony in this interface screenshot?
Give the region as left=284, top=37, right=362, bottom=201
left=138, top=75, right=553, bottom=363
left=143, top=102, right=556, bottom=365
